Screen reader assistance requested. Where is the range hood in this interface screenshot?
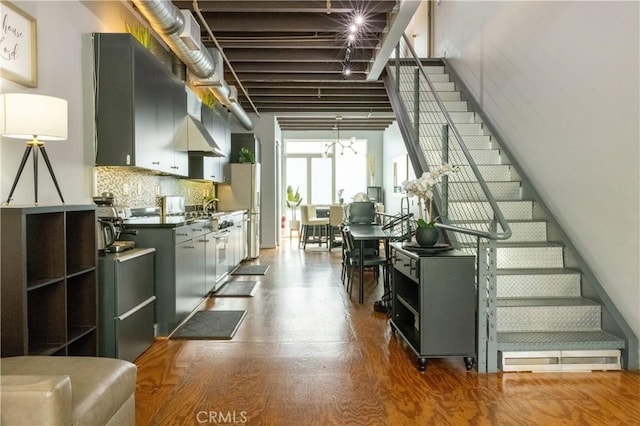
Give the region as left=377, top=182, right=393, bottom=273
left=182, top=114, right=225, bottom=157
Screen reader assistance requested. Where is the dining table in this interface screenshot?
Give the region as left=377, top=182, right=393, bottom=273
left=346, top=224, right=396, bottom=304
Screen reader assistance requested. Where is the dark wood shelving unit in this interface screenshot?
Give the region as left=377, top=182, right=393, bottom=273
left=1, top=205, right=98, bottom=357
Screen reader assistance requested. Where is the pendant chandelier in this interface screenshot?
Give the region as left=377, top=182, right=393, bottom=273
left=323, top=115, right=357, bottom=156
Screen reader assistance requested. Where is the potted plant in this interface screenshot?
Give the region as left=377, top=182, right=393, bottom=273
left=286, top=185, right=303, bottom=231
left=238, top=147, right=255, bottom=163
left=402, top=163, right=458, bottom=246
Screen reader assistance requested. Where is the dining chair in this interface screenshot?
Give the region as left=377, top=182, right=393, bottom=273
left=328, top=204, right=345, bottom=251
left=300, top=205, right=330, bottom=249
left=342, top=228, right=390, bottom=299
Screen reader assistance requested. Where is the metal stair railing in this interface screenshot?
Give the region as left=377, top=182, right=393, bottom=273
left=384, top=34, right=512, bottom=372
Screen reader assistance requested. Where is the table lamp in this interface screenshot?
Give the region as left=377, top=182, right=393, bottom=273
left=0, top=93, right=68, bottom=204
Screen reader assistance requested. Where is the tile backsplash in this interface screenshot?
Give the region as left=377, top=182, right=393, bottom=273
left=95, top=166, right=214, bottom=208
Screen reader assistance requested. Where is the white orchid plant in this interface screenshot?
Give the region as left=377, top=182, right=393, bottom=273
left=402, top=163, right=459, bottom=227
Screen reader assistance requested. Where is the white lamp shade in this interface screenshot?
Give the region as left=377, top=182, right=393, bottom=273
left=0, top=93, right=68, bottom=141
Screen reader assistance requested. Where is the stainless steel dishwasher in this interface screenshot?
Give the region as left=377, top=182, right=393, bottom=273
left=98, top=247, right=156, bottom=362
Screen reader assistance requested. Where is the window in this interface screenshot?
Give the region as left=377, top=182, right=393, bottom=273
left=284, top=139, right=367, bottom=216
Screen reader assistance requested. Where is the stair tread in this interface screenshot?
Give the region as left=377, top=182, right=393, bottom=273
left=497, top=297, right=598, bottom=307
left=497, top=268, right=581, bottom=276
left=450, top=219, right=547, bottom=225
left=498, top=330, right=626, bottom=349
left=449, top=199, right=535, bottom=203
left=496, top=241, right=563, bottom=248
left=460, top=241, right=563, bottom=248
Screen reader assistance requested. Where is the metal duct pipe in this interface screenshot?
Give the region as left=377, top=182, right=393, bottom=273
left=209, top=81, right=254, bottom=130
left=131, top=0, right=253, bottom=130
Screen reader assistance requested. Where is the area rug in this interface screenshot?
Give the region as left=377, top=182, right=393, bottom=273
left=170, top=310, right=246, bottom=340
left=231, top=264, right=270, bottom=276
left=212, top=281, right=260, bottom=297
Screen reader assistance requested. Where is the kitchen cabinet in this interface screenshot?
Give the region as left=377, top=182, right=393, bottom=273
left=389, top=243, right=476, bottom=371
left=198, top=104, right=231, bottom=182
left=203, top=229, right=217, bottom=293
left=175, top=237, right=203, bottom=321
left=94, top=33, right=188, bottom=176
left=229, top=212, right=248, bottom=265
left=123, top=222, right=211, bottom=335
left=214, top=228, right=232, bottom=284
left=1, top=205, right=97, bottom=357
left=98, top=248, right=156, bottom=362
left=230, top=133, right=261, bottom=164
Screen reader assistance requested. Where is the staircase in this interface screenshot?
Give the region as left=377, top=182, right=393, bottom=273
left=385, top=40, right=636, bottom=372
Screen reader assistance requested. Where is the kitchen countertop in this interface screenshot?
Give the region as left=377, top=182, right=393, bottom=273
left=123, top=210, right=247, bottom=229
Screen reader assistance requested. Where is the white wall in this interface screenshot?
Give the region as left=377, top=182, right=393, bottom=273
left=234, top=112, right=280, bottom=248
left=1, top=1, right=105, bottom=205
left=0, top=0, right=147, bottom=205
left=433, top=1, right=640, bottom=342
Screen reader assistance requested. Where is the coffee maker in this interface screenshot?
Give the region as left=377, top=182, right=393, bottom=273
left=94, top=193, right=136, bottom=254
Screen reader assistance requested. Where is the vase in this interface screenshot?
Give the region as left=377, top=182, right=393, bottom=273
left=415, top=227, right=439, bottom=247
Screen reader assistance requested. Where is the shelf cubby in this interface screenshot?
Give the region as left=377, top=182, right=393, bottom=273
left=26, top=212, right=65, bottom=285
left=67, top=270, right=97, bottom=332
left=27, top=280, right=66, bottom=355
left=66, top=209, right=97, bottom=274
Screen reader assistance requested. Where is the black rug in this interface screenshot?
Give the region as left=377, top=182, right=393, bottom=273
left=231, top=264, right=270, bottom=276
left=170, top=310, right=246, bottom=340
left=212, top=281, right=260, bottom=297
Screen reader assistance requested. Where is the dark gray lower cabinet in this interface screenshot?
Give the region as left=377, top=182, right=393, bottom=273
left=390, top=244, right=476, bottom=371
left=98, top=248, right=156, bottom=362
left=122, top=224, right=211, bottom=336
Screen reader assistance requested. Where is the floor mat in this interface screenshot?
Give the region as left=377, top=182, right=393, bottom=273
left=212, top=281, right=260, bottom=297
left=231, top=264, right=270, bottom=275
left=170, top=310, right=246, bottom=340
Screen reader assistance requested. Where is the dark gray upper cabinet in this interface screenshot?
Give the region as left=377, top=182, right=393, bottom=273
left=190, top=105, right=230, bottom=182
left=230, top=133, right=260, bottom=164
left=94, top=33, right=188, bottom=176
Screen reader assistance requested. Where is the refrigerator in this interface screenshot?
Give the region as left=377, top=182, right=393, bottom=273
left=217, top=163, right=261, bottom=258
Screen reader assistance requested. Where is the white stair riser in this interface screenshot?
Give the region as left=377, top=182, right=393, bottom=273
left=446, top=181, right=521, bottom=201
left=424, top=149, right=502, bottom=165
left=497, top=305, right=602, bottom=332
left=454, top=221, right=547, bottom=242
left=450, top=165, right=513, bottom=181
left=446, top=112, right=476, bottom=123
left=497, top=246, right=564, bottom=269
left=399, top=71, right=451, bottom=83
left=421, top=135, right=494, bottom=150
left=419, top=122, right=483, bottom=136
left=448, top=201, right=534, bottom=221
left=502, top=222, right=547, bottom=242
left=497, top=274, right=581, bottom=298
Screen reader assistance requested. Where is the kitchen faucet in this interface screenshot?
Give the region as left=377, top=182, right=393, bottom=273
left=203, top=196, right=218, bottom=213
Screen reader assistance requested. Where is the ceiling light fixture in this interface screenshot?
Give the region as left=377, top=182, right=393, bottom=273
left=324, top=116, right=357, bottom=157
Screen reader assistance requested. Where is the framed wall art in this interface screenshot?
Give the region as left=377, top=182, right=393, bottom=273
left=0, top=1, right=37, bottom=87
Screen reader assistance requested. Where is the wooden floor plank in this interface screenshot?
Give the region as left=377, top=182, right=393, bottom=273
left=134, top=240, right=640, bottom=425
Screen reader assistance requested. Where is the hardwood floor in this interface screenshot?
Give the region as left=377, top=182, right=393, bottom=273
left=134, top=238, right=640, bottom=425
